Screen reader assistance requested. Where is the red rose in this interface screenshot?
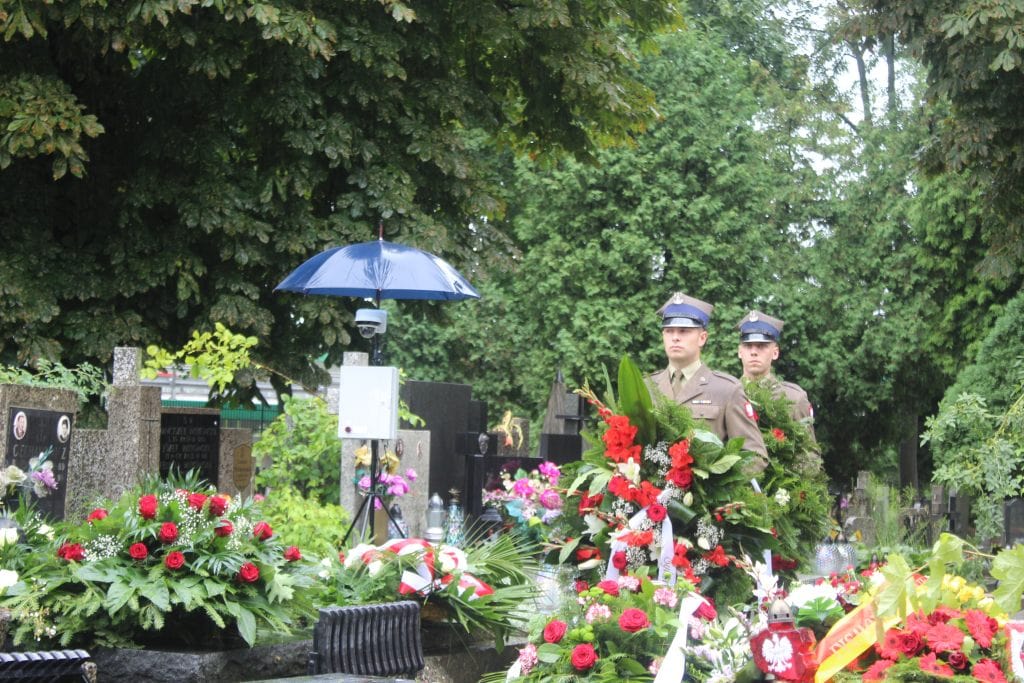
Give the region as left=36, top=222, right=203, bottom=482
left=665, top=466, right=693, bottom=489
left=87, top=508, right=108, bottom=523
left=612, top=551, right=628, bottom=571
left=208, top=495, right=228, bottom=516
left=946, top=650, right=969, bottom=671
left=138, top=494, right=158, bottom=519
left=238, top=562, right=260, bottom=583
left=158, top=522, right=178, bottom=544
left=647, top=502, right=667, bottom=523
left=619, top=607, right=651, bottom=633
left=695, top=597, right=717, bottom=621
left=164, top=550, right=185, bottom=570
left=897, top=630, right=923, bottom=657
left=596, top=579, right=620, bottom=597
left=574, top=580, right=589, bottom=594
left=543, top=619, right=567, bottom=643
left=129, top=543, right=149, bottom=560
left=187, top=492, right=207, bottom=510
left=570, top=643, right=598, bottom=671
left=253, top=521, right=273, bottom=541
left=214, top=519, right=233, bottom=537
left=57, top=543, right=85, bottom=562
left=284, top=546, right=301, bottom=562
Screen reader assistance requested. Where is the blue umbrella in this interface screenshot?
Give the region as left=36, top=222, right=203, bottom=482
left=275, top=238, right=481, bottom=302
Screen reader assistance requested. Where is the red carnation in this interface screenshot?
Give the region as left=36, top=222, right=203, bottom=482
left=138, top=494, right=158, bottom=519
left=668, top=439, right=692, bottom=468
left=570, top=643, right=598, bottom=671
left=596, top=579, right=620, bottom=597
left=214, top=519, right=233, bottom=537
left=129, top=543, right=149, bottom=560
left=164, top=550, right=185, bottom=570
left=647, top=502, right=667, bottom=523
left=612, top=550, right=628, bottom=571
left=57, top=542, right=85, bottom=562
left=619, top=607, right=650, bottom=633
left=187, top=492, right=207, bottom=510
left=284, top=546, right=301, bottom=562
left=158, top=522, right=178, bottom=544
left=543, top=619, right=567, bottom=644
left=208, top=495, right=228, bottom=516
left=672, top=542, right=691, bottom=568
left=625, top=530, right=654, bottom=547
left=252, top=521, right=273, bottom=541
left=238, top=562, right=260, bottom=583
left=703, top=545, right=729, bottom=567
left=86, top=508, right=108, bottom=523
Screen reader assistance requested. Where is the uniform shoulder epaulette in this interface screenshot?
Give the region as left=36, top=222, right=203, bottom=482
left=710, top=370, right=741, bottom=385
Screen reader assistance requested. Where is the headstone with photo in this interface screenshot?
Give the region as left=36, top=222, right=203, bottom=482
left=0, top=386, right=79, bottom=520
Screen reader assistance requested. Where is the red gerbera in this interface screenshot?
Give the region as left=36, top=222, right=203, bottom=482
left=917, top=652, right=954, bottom=677
left=876, top=628, right=903, bottom=661
left=862, top=659, right=894, bottom=681
left=964, top=609, right=998, bottom=648
left=905, top=611, right=931, bottom=637
left=972, top=659, right=1008, bottom=683
left=924, top=622, right=964, bottom=653
left=929, top=605, right=961, bottom=624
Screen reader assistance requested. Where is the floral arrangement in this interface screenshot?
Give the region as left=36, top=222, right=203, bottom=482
left=484, top=570, right=704, bottom=682
left=353, top=443, right=416, bottom=510
left=0, top=446, right=58, bottom=503
left=543, top=356, right=825, bottom=607
left=0, top=472, right=318, bottom=649
left=318, top=532, right=539, bottom=646
left=482, top=460, right=562, bottom=539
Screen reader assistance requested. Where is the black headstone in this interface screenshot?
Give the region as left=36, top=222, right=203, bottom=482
left=400, top=381, right=472, bottom=501
left=159, top=412, right=220, bottom=486
left=4, top=406, right=72, bottom=519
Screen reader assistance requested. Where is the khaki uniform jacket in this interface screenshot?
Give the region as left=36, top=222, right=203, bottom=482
left=646, top=363, right=767, bottom=459
left=774, top=378, right=816, bottom=441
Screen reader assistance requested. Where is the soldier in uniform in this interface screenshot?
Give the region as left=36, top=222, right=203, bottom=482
left=736, top=310, right=816, bottom=440
left=646, top=292, right=767, bottom=470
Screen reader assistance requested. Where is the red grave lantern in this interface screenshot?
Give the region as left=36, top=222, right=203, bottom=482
left=750, top=599, right=818, bottom=682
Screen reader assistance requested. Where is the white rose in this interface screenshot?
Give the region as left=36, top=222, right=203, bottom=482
left=0, top=569, right=17, bottom=591
left=0, top=527, right=18, bottom=547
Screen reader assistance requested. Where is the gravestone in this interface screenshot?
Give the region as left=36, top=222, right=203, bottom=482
left=0, top=386, right=78, bottom=520
left=401, top=380, right=473, bottom=505
left=159, top=408, right=221, bottom=485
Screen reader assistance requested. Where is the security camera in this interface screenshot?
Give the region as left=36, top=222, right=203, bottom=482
left=355, top=308, right=387, bottom=338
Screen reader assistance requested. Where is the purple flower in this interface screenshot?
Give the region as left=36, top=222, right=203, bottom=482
left=405, top=469, right=417, bottom=482
left=357, top=475, right=371, bottom=491
left=31, top=469, right=57, bottom=493
left=387, top=478, right=410, bottom=497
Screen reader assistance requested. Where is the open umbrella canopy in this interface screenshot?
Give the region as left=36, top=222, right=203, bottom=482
left=275, top=239, right=481, bottom=302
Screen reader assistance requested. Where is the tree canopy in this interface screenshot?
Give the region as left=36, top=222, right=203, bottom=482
left=0, top=0, right=679, bottom=392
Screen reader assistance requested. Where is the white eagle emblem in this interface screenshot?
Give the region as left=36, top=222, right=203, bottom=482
left=761, top=633, right=794, bottom=672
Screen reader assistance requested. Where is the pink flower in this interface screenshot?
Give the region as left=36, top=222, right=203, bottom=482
left=863, top=659, right=894, bottom=681
left=973, top=659, right=1008, bottom=683
left=596, top=579, right=620, bottom=597
left=918, top=652, right=954, bottom=677
left=405, top=468, right=417, bottom=482
left=585, top=604, right=612, bottom=623
left=965, top=609, right=998, bottom=648
left=516, top=643, right=538, bottom=676
left=386, top=477, right=409, bottom=497
left=653, top=587, right=678, bottom=608
left=924, top=622, right=964, bottom=653
left=538, top=489, right=562, bottom=510
left=538, top=461, right=560, bottom=483
left=512, top=478, right=534, bottom=497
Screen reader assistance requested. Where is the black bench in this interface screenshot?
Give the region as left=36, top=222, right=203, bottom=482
left=0, top=649, right=95, bottom=681
left=307, top=602, right=424, bottom=678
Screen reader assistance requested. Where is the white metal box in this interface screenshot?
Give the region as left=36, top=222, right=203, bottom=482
left=337, top=366, right=399, bottom=440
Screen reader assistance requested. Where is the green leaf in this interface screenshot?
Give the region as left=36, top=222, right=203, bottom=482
left=536, top=643, right=562, bottom=663
left=139, top=580, right=171, bottom=611
left=104, top=580, right=136, bottom=615
left=617, top=355, right=656, bottom=444
left=991, top=544, right=1024, bottom=613
left=235, top=605, right=257, bottom=646
left=559, top=536, right=582, bottom=564
left=707, top=454, right=742, bottom=474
